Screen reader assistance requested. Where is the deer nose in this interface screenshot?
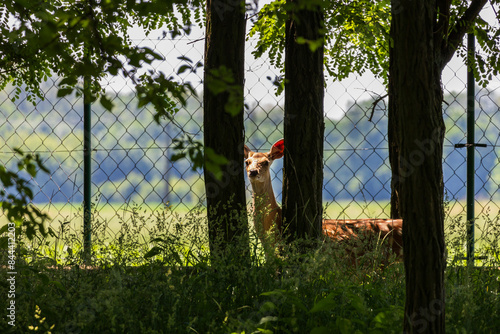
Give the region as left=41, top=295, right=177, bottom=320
left=249, top=169, right=258, bottom=177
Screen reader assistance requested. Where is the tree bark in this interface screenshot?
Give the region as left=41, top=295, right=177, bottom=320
left=390, top=1, right=446, bottom=332
left=282, top=0, right=324, bottom=243
left=388, top=78, right=401, bottom=220
left=204, top=0, right=249, bottom=261
left=389, top=1, right=488, bottom=331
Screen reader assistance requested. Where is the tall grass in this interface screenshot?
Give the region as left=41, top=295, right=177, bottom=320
left=1, top=202, right=499, bottom=333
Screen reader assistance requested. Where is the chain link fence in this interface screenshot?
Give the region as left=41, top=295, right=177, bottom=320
left=1, top=31, right=499, bottom=244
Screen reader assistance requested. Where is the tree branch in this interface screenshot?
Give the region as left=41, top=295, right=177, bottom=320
left=369, top=93, right=388, bottom=122
left=435, top=0, right=452, bottom=45
left=440, top=0, right=488, bottom=70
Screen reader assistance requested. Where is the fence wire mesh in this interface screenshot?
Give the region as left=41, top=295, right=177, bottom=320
left=1, top=32, right=499, bottom=245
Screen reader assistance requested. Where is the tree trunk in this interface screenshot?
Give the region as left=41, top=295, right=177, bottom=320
left=390, top=1, right=446, bottom=332
left=282, top=0, right=324, bottom=244
left=204, top=0, right=249, bottom=261
left=388, top=74, right=401, bottom=220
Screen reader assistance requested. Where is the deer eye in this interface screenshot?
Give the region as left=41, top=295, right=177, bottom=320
left=245, top=160, right=251, bottom=166
left=261, top=161, right=269, bottom=167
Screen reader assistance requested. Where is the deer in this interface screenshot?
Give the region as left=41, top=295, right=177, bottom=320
left=244, top=139, right=403, bottom=263
left=244, top=139, right=284, bottom=250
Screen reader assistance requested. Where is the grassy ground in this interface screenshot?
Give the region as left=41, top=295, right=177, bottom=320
left=0, top=202, right=196, bottom=238
left=2, top=199, right=498, bottom=266
left=2, top=199, right=496, bottom=241
left=0, top=202, right=499, bottom=333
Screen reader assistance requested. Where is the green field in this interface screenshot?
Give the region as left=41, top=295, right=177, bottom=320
left=1, top=199, right=496, bottom=229
left=3, top=199, right=498, bottom=245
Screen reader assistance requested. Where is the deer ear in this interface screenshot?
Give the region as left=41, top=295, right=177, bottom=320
left=244, top=145, right=253, bottom=159
left=269, top=139, right=284, bottom=160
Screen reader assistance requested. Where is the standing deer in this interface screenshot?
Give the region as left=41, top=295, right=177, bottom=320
left=244, top=139, right=403, bottom=262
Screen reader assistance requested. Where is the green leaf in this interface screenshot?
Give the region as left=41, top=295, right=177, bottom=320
left=177, top=55, right=193, bottom=63
left=0, top=236, right=8, bottom=249
left=144, top=246, right=163, bottom=259
left=204, top=150, right=226, bottom=179
left=310, top=326, right=331, bottom=334
left=205, top=162, right=223, bottom=180
left=0, top=224, right=9, bottom=234
left=59, top=77, right=78, bottom=86
left=259, top=301, right=277, bottom=312
left=296, top=36, right=307, bottom=45
left=205, top=147, right=229, bottom=165
left=256, top=329, right=274, bottom=334
left=336, top=317, right=352, bottom=334
left=347, top=293, right=365, bottom=313
left=170, top=152, right=186, bottom=162
left=51, top=280, right=66, bottom=292
left=261, top=289, right=287, bottom=297
left=372, top=311, right=388, bottom=326
left=57, top=87, right=74, bottom=98
left=177, top=64, right=192, bottom=75
left=26, top=163, right=37, bottom=177
left=100, top=95, right=114, bottom=111
left=310, top=293, right=337, bottom=313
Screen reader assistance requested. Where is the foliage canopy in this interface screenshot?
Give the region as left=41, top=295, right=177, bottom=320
left=0, top=0, right=205, bottom=114
left=249, top=0, right=500, bottom=90
left=0, top=0, right=205, bottom=235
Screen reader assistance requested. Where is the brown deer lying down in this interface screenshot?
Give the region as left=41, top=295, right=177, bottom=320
left=244, top=139, right=403, bottom=262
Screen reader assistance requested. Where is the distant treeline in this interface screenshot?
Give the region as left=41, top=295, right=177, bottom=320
left=1, top=86, right=499, bottom=205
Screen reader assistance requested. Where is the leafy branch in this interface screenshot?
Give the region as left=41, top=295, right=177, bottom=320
left=0, top=150, right=53, bottom=240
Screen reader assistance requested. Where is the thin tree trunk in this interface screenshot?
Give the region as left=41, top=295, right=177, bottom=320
left=282, top=0, right=324, bottom=244
left=204, top=0, right=249, bottom=261
left=390, top=1, right=446, bottom=332
left=388, top=73, right=401, bottom=220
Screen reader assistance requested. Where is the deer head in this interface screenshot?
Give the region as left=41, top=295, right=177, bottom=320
left=243, top=139, right=284, bottom=185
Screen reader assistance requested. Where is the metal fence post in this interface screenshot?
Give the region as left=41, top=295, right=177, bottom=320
left=466, top=32, right=475, bottom=264
left=83, top=76, right=92, bottom=263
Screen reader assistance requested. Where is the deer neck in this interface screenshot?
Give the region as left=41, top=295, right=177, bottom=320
left=249, top=176, right=281, bottom=232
